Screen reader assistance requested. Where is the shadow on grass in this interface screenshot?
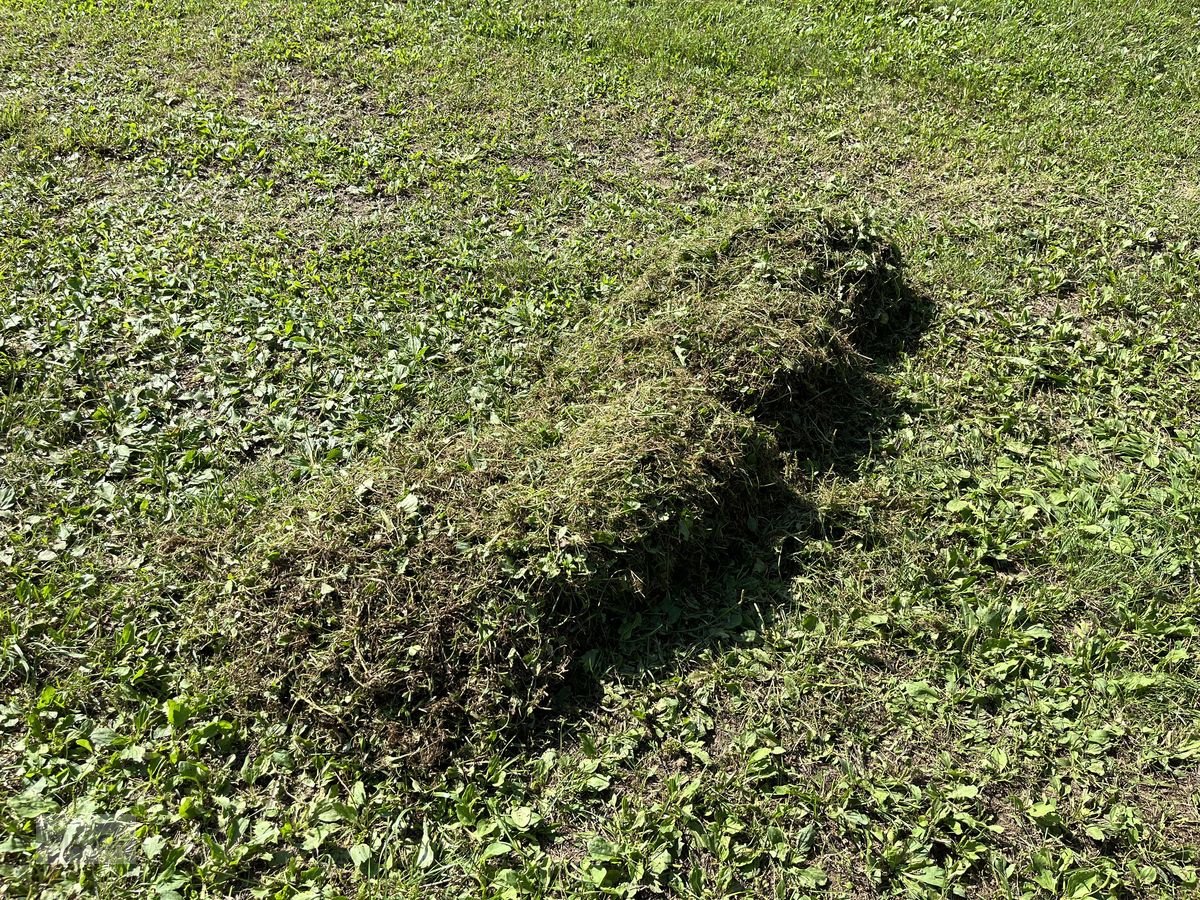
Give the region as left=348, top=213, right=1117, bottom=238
left=529, top=280, right=934, bottom=748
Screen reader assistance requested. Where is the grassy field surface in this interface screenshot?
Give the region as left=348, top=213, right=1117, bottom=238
left=2, top=1, right=1199, bottom=897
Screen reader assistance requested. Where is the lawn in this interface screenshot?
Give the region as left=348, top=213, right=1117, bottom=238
left=2, top=1, right=1199, bottom=897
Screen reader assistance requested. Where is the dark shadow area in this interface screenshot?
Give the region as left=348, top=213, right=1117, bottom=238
left=523, top=274, right=934, bottom=751
left=763, top=281, right=934, bottom=469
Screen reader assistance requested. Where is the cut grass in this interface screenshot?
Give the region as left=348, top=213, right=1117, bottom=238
left=1, top=1, right=1199, bottom=898
left=211, top=213, right=897, bottom=769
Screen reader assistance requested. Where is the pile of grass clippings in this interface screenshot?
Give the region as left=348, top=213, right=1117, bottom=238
left=217, top=212, right=900, bottom=768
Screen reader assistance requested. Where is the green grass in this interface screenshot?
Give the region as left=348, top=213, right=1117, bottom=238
left=2, top=0, right=1199, bottom=897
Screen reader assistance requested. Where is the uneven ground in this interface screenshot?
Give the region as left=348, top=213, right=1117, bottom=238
left=2, top=1, right=1200, bottom=897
